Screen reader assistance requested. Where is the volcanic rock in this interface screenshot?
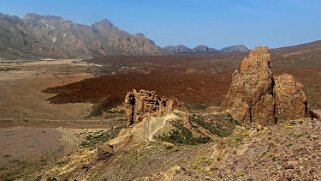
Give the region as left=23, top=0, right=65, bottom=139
left=97, top=143, right=115, bottom=160
left=221, top=47, right=275, bottom=125
left=125, top=89, right=175, bottom=127
left=161, top=141, right=175, bottom=149
left=274, top=74, right=308, bottom=121
left=222, top=47, right=308, bottom=125
left=309, top=110, right=321, bottom=120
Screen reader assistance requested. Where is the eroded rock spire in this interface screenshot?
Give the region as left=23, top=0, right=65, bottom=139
left=222, top=47, right=307, bottom=126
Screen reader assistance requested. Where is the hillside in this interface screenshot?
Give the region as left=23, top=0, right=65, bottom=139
left=0, top=13, right=163, bottom=59
left=272, top=40, right=321, bottom=57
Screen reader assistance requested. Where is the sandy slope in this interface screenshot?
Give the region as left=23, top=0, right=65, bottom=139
left=0, top=59, right=123, bottom=180
left=0, top=59, right=93, bottom=120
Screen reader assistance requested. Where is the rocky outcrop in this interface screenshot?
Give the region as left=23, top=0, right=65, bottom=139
left=274, top=74, right=308, bottom=121
left=222, top=47, right=308, bottom=126
left=221, top=47, right=275, bottom=125
left=125, top=89, right=175, bottom=127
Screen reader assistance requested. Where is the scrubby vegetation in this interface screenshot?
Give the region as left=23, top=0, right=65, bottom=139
left=0, top=67, right=20, bottom=72
left=88, top=97, right=120, bottom=117
left=190, top=112, right=238, bottom=137
left=155, top=112, right=238, bottom=145
left=155, top=121, right=210, bottom=145
left=80, top=127, right=122, bottom=149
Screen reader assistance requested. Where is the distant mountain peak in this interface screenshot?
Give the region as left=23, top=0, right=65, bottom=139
left=0, top=12, right=163, bottom=59
left=192, top=45, right=219, bottom=53
left=194, top=45, right=208, bottom=48
left=163, top=45, right=191, bottom=54
left=163, top=44, right=221, bottom=54
left=220, top=44, right=250, bottom=53
left=94, top=19, right=113, bottom=27
left=135, top=33, right=145, bottom=37
left=24, top=13, right=64, bottom=21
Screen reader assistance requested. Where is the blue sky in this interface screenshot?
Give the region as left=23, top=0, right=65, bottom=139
left=0, top=0, right=321, bottom=49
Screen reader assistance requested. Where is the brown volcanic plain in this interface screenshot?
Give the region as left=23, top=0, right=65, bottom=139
left=44, top=46, right=321, bottom=110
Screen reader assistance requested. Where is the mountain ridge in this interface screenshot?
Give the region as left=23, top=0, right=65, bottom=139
left=1, top=12, right=321, bottom=59
left=162, top=44, right=250, bottom=55
left=0, top=12, right=164, bottom=59
left=220, top=44, right=250, bottom=53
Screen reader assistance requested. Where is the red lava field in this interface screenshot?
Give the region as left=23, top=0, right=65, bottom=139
left=44, top=51, right=321, bottom=109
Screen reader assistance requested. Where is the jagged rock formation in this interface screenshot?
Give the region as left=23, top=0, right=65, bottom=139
left=0, top=13, right=163, bottom=59
left=274, top=74, right=308, bottom=121
left=222, top=47, right=307, bottom=126
left=125, top=89, right=175, bottom=127
left=221, top=47, right=275, bottom=125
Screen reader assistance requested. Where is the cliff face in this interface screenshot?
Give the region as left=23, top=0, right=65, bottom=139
left=0, top=13, right=164, bottom=59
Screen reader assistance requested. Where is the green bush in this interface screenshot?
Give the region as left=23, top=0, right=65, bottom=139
left=88, top=97, right=116, bottom=117
left=155, top=121, right=210, bottom=145
left=190, top=113, right=238, bottom=137
left=80, top=127, right=122, bottom=149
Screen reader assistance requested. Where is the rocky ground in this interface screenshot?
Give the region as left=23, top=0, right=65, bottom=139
left=28, top=115, right=321, bottom=181
left=148, top=118, right=321, bottom=181
left=0, top=50, right=321, bottom=181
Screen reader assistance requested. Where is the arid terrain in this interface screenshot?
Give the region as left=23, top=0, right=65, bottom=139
left=0, top=59, right=125, bottom=180
left=1, top=1, right=321, bottom=179
left=45, top=46, right=321, bottom=110
left=0, top=44, right=321, bottom=180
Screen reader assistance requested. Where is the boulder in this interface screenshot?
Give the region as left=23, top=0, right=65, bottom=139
left=161, top=141, right=175, bottom=149
left=97, top=143, right=115, bottom=160
left=309, top=110, right=321, bottom=120
left=125, top=89, right=175, bottom=127
left=274, top=74, right=308, bottom=121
